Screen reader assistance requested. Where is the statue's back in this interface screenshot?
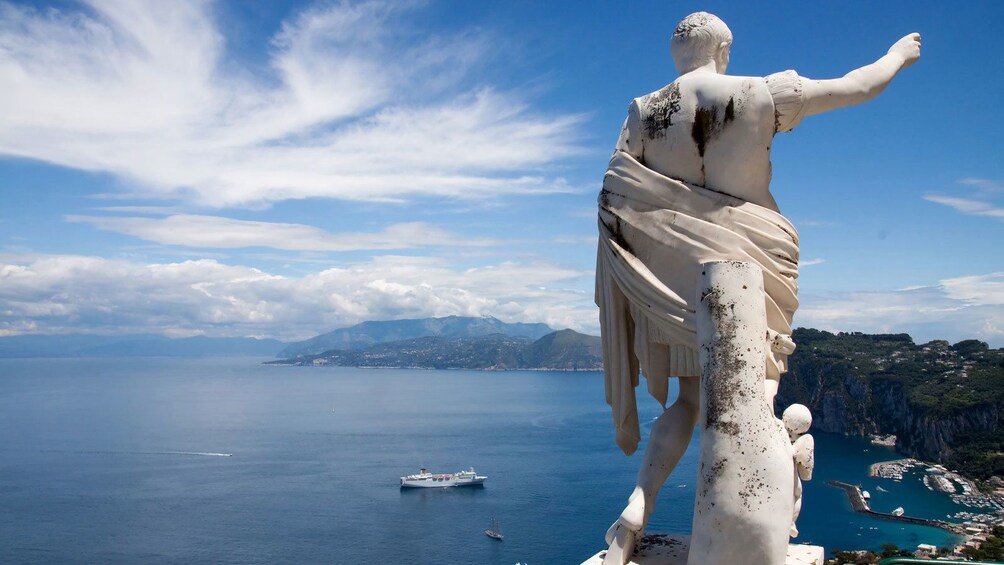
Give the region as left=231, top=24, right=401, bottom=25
left=633, top=74, right=777, bottom=209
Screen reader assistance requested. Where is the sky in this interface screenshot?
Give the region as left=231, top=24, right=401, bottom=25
left=1, top=0, right=1002, bottom=346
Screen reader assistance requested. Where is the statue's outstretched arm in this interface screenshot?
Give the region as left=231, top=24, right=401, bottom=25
left=802, top=33, right=921, bottom=117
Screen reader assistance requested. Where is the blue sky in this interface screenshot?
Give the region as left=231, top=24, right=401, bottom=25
left=1, top=0, right=1002, bottom=345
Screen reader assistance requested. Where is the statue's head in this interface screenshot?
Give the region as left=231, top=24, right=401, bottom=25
left=670, top=12, right=732, bottom=75
left=782, top=404, right=812, bottom=440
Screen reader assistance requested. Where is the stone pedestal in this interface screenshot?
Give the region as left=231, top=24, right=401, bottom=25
left=582, top=534, right=824, bottom=565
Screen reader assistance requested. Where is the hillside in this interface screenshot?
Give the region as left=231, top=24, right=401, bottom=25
left=277, top=315, right=554, bottom=358
left=271, top=329, right=602, bottom=370
left=776, top=328, right=1004, bottom=479
left=523, top=328, right=604, bottom=370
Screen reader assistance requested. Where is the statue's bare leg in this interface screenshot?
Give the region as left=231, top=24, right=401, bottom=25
left=603, top=376, right=699, bottom=563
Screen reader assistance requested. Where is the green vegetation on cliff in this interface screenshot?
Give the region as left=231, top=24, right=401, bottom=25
left=777, top=328, right=1004, bottom=479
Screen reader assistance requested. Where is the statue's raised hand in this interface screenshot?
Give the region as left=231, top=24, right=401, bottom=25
left=888, top=33, right=921, bottom=69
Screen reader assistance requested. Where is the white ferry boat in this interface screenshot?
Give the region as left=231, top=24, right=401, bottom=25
left=400, top=467, right=487, bottom=488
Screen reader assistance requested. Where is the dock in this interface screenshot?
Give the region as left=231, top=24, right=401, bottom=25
left=826, top=480, right=962, bottom=533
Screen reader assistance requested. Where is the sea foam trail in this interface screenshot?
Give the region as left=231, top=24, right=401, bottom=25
left=160, top=451, right=232, bottom=457
left=29, top=449, right=234, bottom=458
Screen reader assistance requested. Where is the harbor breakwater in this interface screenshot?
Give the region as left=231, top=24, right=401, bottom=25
left=827, top=480, right=962, bottom=533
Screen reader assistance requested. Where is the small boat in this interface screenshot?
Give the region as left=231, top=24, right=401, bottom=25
left=400, top=467, right=487, bottom=488
left=891, top=507, right=905, bottom=517
left=485, top=516, right=503, bottom=541
left=862, top=490, right=871, bottom=500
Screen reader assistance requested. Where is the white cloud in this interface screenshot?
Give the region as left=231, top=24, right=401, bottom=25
left=799, top=258, right=825, bottom=267
left=65, top=214, right=499, bottom=251
left=4, top=252, right=1000, bottom=346
left=940, top=272, right=1004, bottom=306
left=552, top=234, right=597, bottom=245
left=0, top=0, right=585, bottom=207
left=924, top=195, right=1004, bottom=221
left=0, top=254, right=597, bottom=339
left=958, top=178, right=1003, bottom=193
left=925, top=178, right=1004, bottom=221
left=796, top=272, right=1004, bottom=347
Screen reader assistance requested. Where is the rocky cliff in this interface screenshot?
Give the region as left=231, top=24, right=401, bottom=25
left=776, top=329, right=1004, bottom=478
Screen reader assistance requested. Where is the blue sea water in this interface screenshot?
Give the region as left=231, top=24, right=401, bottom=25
left=0, top=358, right=965, bottom=563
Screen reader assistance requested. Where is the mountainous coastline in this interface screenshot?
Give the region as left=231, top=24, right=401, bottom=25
left=5, top=317, right=1001, bottom=481
left=277, top=320, right=1003, bottom=479
left=270, top=327, right=602, bottom=371
left=276, top=315, right=554, bottom=359
left=776, top=328, right=1004, bottom=480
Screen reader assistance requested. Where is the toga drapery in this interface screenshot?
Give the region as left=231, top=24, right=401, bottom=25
left=596, top=150, right=800, bottom=455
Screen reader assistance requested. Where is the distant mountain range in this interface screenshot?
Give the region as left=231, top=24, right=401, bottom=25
left=276, top=315, right=554, bottom=359
left=0, top=334, right=285, bottom=358
left=0, top=316, right=567, bottom=362
left=270, top=328, right=602, bottom=371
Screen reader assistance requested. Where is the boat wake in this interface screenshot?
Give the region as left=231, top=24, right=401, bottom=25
left=160, top=451, right=232, bottom=457
left=35, top=449, right=233, bottom=458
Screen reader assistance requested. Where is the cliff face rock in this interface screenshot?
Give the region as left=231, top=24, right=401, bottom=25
left=776, top=329, right=1004, bottom=475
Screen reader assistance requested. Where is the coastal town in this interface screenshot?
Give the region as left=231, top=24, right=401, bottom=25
left=834, top=455, right=1004, bottom=559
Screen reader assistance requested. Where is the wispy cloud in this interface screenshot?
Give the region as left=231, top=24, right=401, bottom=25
left=958, top=178, right=1004, bottom=193
left=0, top=254, right=596, bottom=339
left=794, top=220, right=838, bottom=228
left=924, top=178, right=1004, bottom=221
left=796, top=272, right=1004, bottom=346
left=940, top=272, right=1004, bottom=306
left=800, top=258, right=825, bottom=267
left=0, top=0, right=585, bottom=208
left=923, top=195, right=1004, bottom=221
left=64, top=214, right=499, bottom=251
left=552, top=235, right=597, bottom=245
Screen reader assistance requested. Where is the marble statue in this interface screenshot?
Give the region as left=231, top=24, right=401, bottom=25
left=783, top=404, right=814, bottom=538
left=595, top=11, right=919, bottom=564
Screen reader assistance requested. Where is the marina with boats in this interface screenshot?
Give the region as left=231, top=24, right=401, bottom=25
left=832, top=455, right=1004, bottom=557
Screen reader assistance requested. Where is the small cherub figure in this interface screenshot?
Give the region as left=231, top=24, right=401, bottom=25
left=782, top=403, right=814, bottom=537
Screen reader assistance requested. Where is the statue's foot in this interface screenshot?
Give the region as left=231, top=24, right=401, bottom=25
left=602, top=487, right=651, bottom=564
left=605, top=486, right=646, bottom=545
left=602, top=520, right=637, bottom=565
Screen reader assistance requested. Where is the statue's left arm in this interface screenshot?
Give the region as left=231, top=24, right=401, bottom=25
left=614, top=100, right=645, bottom=161
left=801, top=33, right=921, bottom=116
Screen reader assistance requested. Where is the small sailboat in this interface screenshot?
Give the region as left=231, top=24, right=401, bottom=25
left=484, top=516, right=503, bottom=541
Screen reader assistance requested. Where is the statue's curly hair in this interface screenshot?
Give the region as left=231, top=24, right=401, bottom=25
left=670, top=12, right=732, bottom=73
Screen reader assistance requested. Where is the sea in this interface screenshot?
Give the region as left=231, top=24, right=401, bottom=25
left=0, top=358, right=973, bottom=564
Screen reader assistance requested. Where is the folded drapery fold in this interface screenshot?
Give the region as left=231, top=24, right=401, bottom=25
left=596, top=150, right=800, bottom=455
